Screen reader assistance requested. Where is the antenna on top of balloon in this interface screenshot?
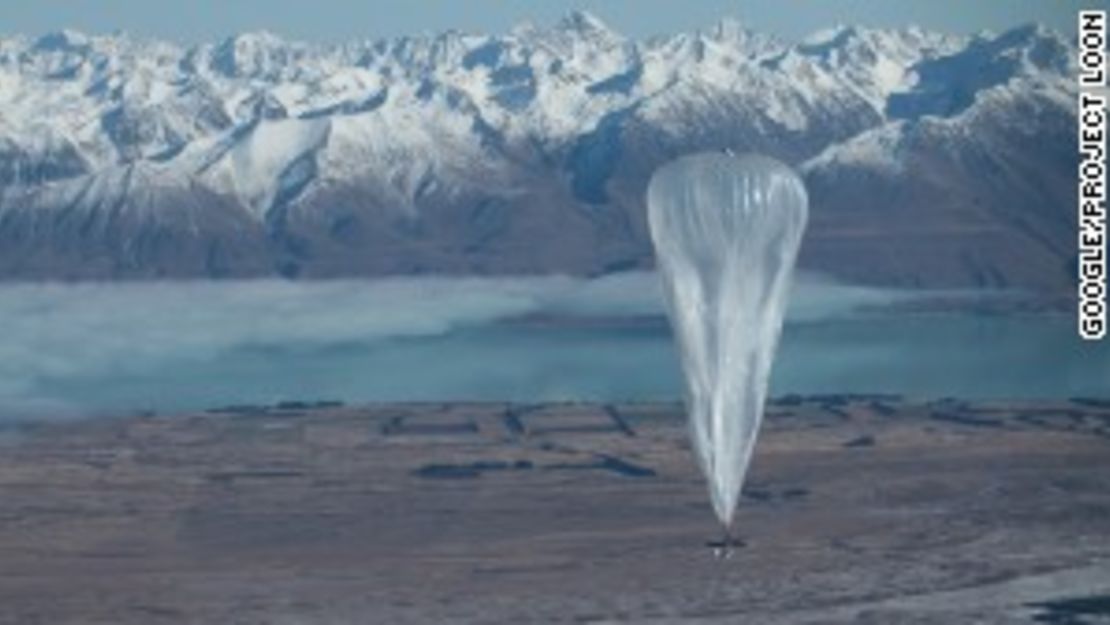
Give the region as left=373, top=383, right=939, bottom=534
left=646, top=151, right=809, bottom=557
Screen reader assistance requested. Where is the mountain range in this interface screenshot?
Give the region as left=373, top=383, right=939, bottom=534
left=0, top=13, right=1079, bottom=290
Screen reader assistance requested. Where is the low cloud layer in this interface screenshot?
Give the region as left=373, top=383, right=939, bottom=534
left=0, top=274, right=1018, bottom=420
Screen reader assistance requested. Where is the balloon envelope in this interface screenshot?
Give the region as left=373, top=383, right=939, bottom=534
left=646, top=152, right=808, bottom=528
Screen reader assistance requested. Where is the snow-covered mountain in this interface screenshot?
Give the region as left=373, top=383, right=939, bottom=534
left=0, top=14, right=1079, bottom=290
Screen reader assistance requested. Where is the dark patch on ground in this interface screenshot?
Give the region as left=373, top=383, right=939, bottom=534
left=929, top=411, right=1006, bottom=428
left=844, top=435, right=877, bottom=448
left=529, top=424, right=622, bottom=436
left=603, top=405, right=636, bottom=437
left=542, top=454, right=656, bottom=478
left=1028, top=594, right=1110, bottom=624
left=381, top=416, right=478, bottom=437
left=414, top=460, right=535, bottom=479
left=742, top=485, right=810, bottom=502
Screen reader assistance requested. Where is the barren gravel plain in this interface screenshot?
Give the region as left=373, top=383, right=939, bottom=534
left=1, top=396, right=1108, bottom=624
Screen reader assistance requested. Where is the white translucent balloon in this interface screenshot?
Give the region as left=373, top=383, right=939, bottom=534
left=647, top=152, right=808, bottom=531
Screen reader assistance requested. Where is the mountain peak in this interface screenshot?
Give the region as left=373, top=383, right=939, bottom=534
left=209, top=30, right=298, bottom=78
left=995, top=22, right=1063, bottom=46
left=801, top=24, right=855, bottom=47
left=32, top=29, right=91, bottom=52
left=970, top=23, right=1062, bottom=51
left=555, top=10, right=615, bottom=38
left=219, top=30, right=288, bottom=49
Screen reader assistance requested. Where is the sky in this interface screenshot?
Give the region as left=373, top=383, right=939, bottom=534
left=0, top=0, right=1097, bottom=43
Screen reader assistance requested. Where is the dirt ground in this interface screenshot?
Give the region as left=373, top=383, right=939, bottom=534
left=1, top=396, right=1108, bottom=624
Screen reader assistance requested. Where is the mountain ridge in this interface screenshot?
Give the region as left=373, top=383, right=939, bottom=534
left=0, top=13, right=1080, bottom=290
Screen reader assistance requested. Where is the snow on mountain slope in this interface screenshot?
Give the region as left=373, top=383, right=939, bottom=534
left=0, top=12, right=1080, bottom=289
left=803, top=24, right=1075, bottom=180
left=198, top=116, right=332, bottom=219
left=799, top=26, right=1077, bottom=290
left=792, top=25, right=963, bottom=111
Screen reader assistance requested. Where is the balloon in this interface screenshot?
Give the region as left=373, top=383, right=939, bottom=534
left=646, top=152, right=808, bottom=532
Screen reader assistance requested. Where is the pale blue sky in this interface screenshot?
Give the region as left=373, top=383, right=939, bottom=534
left=0, top=0, right=1099, bottom=43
